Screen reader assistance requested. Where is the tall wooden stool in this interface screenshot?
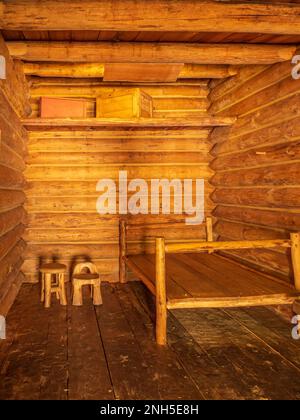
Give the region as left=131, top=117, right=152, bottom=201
left=72, top=262, right=102, bottom=306
left=40, top=263, right=67, bottom=308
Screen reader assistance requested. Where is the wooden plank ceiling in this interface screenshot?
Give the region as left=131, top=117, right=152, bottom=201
left=3, top=30, right=300, bottom=44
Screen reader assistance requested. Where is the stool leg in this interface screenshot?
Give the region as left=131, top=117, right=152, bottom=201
left=92, top=281, right=102, bottom=306
left=72, top=281, right=83, bottom=306
left=44, top=273, right=52, bottom=308
left=55, top=274, right=60, bottom=300
left=58, top=274, right=67, bottom=306
left=41, top=274, right=45, bottom=303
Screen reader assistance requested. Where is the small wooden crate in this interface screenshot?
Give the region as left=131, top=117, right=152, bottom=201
left=40, top=97, right=88, bottom=118
left=96, top=88, right=153, bottom=118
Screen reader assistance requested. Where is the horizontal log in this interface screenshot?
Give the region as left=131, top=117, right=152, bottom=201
left=210, top=60, right=293, bottom=115
left=209, top=65, right=268, bottom=103
left=26, top=179, right=213, bottom=197
left=22, top=257, right=118, bottom=275
left=0, top=190, right=26, bottom=212
left=2, top=1, right=300, bottom=34
left=0, top=207, right=27, bottom=237
left=211, top=94, right=300, bottom=142
left=0, top=165, right=25, bottom=189
left=0, top=224, right=25, bottom=262
left=26, top=195, right=212, bottom=213
left=24, top=243, right=119, bottom=259
left=211, top=116, right=300, bottom=156
left=27, top=212, right=204, bottom=229
left=7, top=42, right=296, bottom=65
left=212, top=187, right=300, bottom=209
left=29, top=83, right=209, bottom=98
left=23, top=62, right=237, bottom=79
left=211, top=140, right=300, bottom=171
left=167, top=294, right=298, bottom=310
left=165, top=239, right=291, bottom=254
left=211, top=162, right=300, bottom=187
left=214, top=220, right=287, bottom=242
left=0, top=142, right=26, bottom=172
left=28, top=136, right=210, bottom=153
left=27, top=151, right=208, bottom=165
left=179, top=64, right=237, bottom=79
left=22, top=117, right=235, bottom=130
left=0, top=239, right=26, bottom=282
left=25, top=164, right=212, bottom=181
left=219, top=246, right=291, bottom=281
left=23, top=271, right=118, bottom=284
left=216, top=76, right=300, bottom=117
left=213, top=206, right=300, bottom=232
left=0, top=271, right=25, bottom=316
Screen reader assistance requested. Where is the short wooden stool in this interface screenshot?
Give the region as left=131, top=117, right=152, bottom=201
left=72, top=262, right=102, bottom=306
left=40, top=263, right=67, bottom=308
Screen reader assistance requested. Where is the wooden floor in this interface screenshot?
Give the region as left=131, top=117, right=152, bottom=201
left=127, top=253, right=299, bottom=306
left=0, top=282, right=300, bottom=400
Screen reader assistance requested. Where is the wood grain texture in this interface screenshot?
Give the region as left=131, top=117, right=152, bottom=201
left=209, top=59, right=300, bottom=282
left=25, top=80, right=212, bottom=284
left=8, top=41, right=295, bottom=65
left=2, top=1, right=300, bottom=34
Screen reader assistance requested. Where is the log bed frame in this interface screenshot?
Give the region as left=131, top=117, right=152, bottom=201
left=119, top=218, right=300, bottom=345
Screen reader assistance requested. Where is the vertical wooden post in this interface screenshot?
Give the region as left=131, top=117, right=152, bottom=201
left=206, top=216, right=213, bottom=253
left=155, top=237, right=167, bottom=345
left=119, top=219, right=127, bottom=283
left=291, top=233, right=300, bottom=291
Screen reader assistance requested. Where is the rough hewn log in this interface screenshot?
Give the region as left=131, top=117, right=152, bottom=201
left=211, top=162, right=300, bottom=187
left=0, top=33, right=31, bottom=117
left=7, top=42, right=296, bottom=65
left=2, top=1, right=300, bottom=34
left=213, top=206, right=300, bottom=232
left=211, top=187, right=300, bottom=208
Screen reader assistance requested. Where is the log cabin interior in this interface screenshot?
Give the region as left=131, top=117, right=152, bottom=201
left=1, top=0, right=300, bottom=401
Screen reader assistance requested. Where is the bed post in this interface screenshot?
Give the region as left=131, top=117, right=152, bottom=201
left=206, top=217, right=213, bottom=253
left=119, top=219, right=127, bottom=283
left=291, top=233, right=300, bottom=291
left=155, top=237, right=167, bottom=345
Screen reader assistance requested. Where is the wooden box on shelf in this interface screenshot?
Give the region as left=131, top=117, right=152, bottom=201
left=40, top=97, right=88, bottom=118
left=96, top=88, right=153, bottom=118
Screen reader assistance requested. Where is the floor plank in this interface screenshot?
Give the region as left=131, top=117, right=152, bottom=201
left=0, top=282, right=299, bottom=400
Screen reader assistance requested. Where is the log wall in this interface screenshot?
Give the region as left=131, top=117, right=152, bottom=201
left=0, top=34, right=29, bottom=314
left=209, top=61, right=300, bottom=282
left=24, top=80, right=212, bottom=282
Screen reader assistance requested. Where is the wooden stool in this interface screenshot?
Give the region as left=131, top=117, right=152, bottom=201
left=72, top=262, right=102, bottom=306
left=40, top=263, right=67, bottom=308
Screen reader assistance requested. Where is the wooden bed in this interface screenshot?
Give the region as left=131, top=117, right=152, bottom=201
left=120, top=219, right=300, bottom=345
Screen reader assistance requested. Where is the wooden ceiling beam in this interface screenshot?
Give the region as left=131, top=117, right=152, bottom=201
left=7, top=42, right=296, bottom=65
left=1, top=1, right=300, bottom=34
left=23, top=62, right=237, bottom=79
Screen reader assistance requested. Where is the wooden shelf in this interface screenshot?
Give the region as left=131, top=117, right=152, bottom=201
left=21, top=116, right=236, bottom=130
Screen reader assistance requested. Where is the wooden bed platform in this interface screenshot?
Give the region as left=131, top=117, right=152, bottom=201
left=120, top=219, right=300, bottom=345
left=126, top=253, right=299, bottom=310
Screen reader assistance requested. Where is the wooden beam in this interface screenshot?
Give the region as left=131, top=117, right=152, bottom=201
left=155, top=237, right=167, bottom=346
left=165, top=239, right=292, bottom=254
left=1, top=1, right=300, bottom=35
left=291, top=233, right=300, bottom=292
left=23, top=62, right=105, bottom=78
left=167, top=294, right=299, bottom=310
left=119, top=220, right=127, bottom=284
left=7, top=42, right=296, bottom=65
left=21, top=116, right=236, bottom=130
left=179, top=64, right=237, bottom=79
left=23, top=62, right=236, bottom=79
